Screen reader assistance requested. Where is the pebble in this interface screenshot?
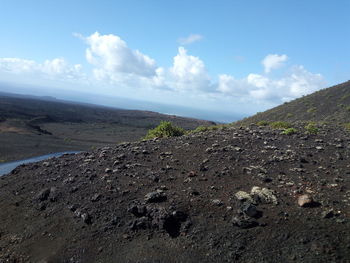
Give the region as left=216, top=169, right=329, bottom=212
left=211, top=199, right=223, bottom=206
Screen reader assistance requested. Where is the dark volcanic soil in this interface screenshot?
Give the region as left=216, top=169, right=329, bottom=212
left=0, top=124, right=350, bottom=262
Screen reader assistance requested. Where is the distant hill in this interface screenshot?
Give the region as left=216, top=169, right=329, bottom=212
left=0, top=92, right=214, bottom=161
left=235, top=80, right=350, bottom=125
left=0, top=93, right=215, bottom=128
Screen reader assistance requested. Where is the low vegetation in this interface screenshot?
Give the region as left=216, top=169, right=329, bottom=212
left=144, top=121, right=185, bottom=139
left=191, top=124, right=230, bottom=133
left=304, top=122, right=319, bottom=134
left=270, top=121, right=291, bottom=129
left=256, top=121, right=269, bottom=126
left=281, top=128, right=297, bottom=135
left=307, top=107, right=317, bottom=113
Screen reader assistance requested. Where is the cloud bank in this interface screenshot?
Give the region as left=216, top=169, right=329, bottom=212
left=0, top=32, right=327, bottom=109
left=0, top=57, right=83, bottom=81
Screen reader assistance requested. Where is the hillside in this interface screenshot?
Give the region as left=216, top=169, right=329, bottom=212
left=235, top=80, right=350, bottom=126
left=0, top=93, right=214, bottom=162
left=0, top=122, right=349, bottom=262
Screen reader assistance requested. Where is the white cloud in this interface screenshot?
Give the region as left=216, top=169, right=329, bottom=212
left=85, top=32, right=157, bottom=79
left=83, top=36, right=213, bottom=92
left=217, top=74, right=246, bottom=96
left=0, top=58, right=37, bottom=73
left=178, top=34, right=203, bottom=45
left=262, top=54, right=288, bottom=73
left=0, top=57, right=82, bottom=80
left=217, top=65, right=326, bottom=102
left=0, top=33, right=327, bottom=108
left=168, top=47, right=211, bottom=91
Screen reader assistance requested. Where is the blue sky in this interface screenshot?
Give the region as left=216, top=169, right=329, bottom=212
left=0, top=0, right=349, bottom=122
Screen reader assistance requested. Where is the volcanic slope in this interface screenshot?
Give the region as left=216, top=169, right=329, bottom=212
left=236, top=80, right=350, bottom=126
left=0, top=122, right=350, bottom=262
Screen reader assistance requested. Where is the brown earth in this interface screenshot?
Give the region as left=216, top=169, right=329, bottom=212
left=0, top=123, right=349, bottom=262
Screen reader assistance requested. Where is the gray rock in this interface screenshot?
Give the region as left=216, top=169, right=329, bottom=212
left=145, top=191, right=167, bottom=203
left=232, top=216, right=258, bottom=229
left=129, top=217, right=149, bottom=230
left=251, top=186, right=278, bottom=205
left=35, top=188, right=51, bottom=202
left=322, top=209, right=334, bottom=219
left=128, top=204, right=147, bottom=217
left=212, top=199, right=223, bottom=206
left=235, top=191, right=253, bottom=203
left=91, top=193, right=101, bottom=202
left=241, top=203, right=260, bottom=218
left=81, top=213, right=92, bottom=224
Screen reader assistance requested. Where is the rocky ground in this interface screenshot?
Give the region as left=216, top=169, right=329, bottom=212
left=0, top=124, right=350, bottom=262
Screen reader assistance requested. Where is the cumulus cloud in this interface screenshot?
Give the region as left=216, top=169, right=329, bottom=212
left=85, top=32, right=157, bottom=80
left=0, top=57, right=82, bottom=80
left=217, top=65, right=326, bottom=102
left=262, top=54, right=288, bottom=73
left=178, top=34, right=203, bottom=45
left=168, top=47, right=211, bottom=91
left=0, top=32, right=327, bottom=106
left=81, top=32, right=212, bottom=92
left=217, top=74, right=246, bottom=96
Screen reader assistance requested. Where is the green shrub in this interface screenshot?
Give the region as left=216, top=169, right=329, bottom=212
left=144, top=121, right=185, bottom=139
left=346, top=106, right=350, bottom=111
left=305, top=122, right=319, bottom=134
left=191, top=124, right=230, bottom=134
left=307, top=107, right=317, bottom=113
left=344, top=123, right=350, bottom=131
left=341, top=94, right=350, bottom=100
left=270, top=121, right=291, bottom=129
left=210, top=124, right=228, bottom=130
left=192, top=126, right=209, bottom=133
left=257, top=121, right=269, bottom=126
left=281, top=128, right=297, bottom=135
left=286, top=113, right=294, bottom=118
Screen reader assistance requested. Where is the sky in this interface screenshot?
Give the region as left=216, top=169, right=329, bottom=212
left=0, top=0, right=349, bottom=122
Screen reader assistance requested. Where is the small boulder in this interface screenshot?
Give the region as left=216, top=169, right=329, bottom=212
left=241, top=203, right=261, bottom=218
left=322, top=209, right=335, bottom=219
left=81, top=213, right=92, bottom=224
left=251, top=187, right=278, bottom=205
left=129, top=217, right=149, bottom=230
left=297, top=194, right=314, bottom=207
left=145, top=191, right=167, bottom=203
left=128, top=204, right=147, bottom=217
left=235, top=191, right=253, bottom=203
left=91, top=193, right=101, bottom=202
left=232, top=216, right=258, bottom=229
